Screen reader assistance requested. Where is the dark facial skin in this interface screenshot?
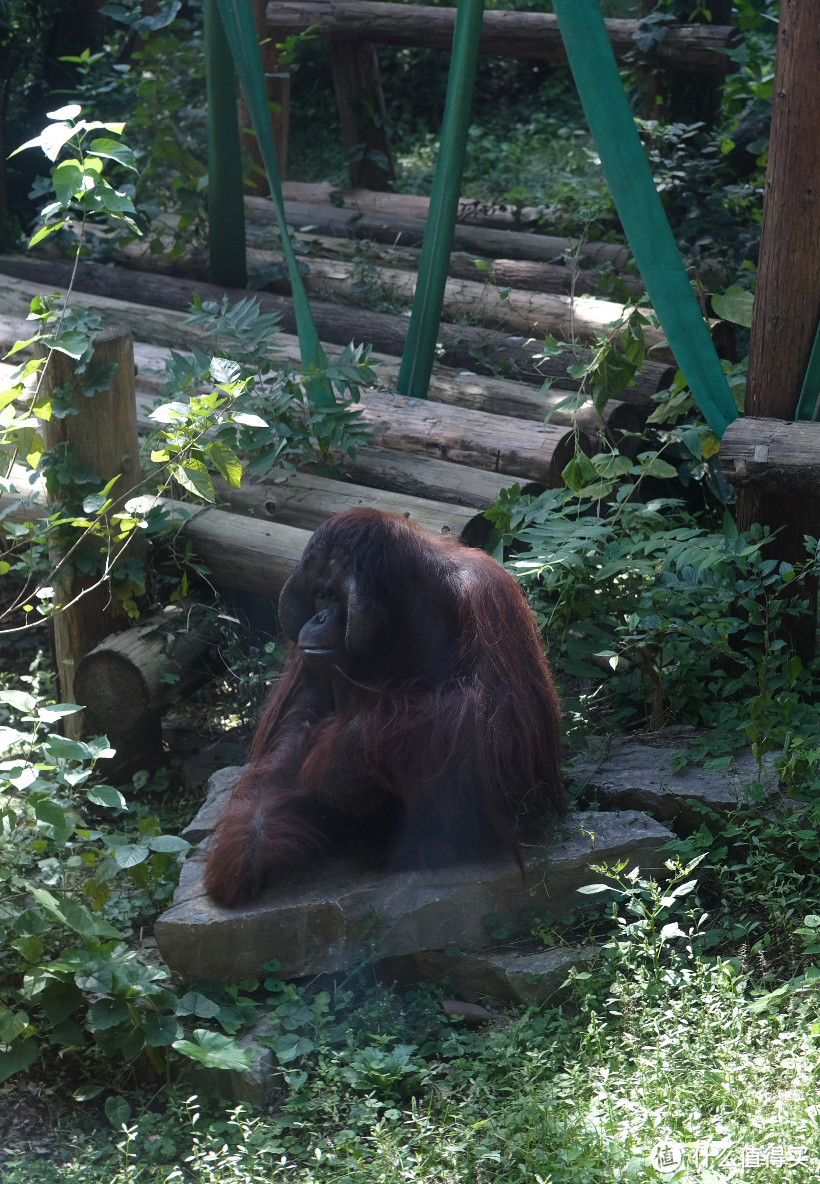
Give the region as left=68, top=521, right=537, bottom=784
left=297, top=595, right=346, bottom=668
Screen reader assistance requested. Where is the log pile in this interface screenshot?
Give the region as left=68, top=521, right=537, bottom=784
left=0, top=180, right=690, bottom=545
left=0, top=169, right=721, bottom=763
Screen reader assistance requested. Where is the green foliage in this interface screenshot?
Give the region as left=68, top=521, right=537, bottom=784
left=148, top=295, right=375, bottom=490
left=10, top=103, right=140, bottom=248
left=489, top=476, right=820, bottom=751
left=1, top=111, right=152, bottom=626
left=48, top=0, right=210, bottom=260
left=0, top=689, right=186, bottom=1082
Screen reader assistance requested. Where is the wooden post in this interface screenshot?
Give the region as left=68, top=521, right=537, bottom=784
left=737, top=1, right=820, bottom=657
left=329, top=39, right=395, bottom=189
left=41, top=325, right=146, bottom=737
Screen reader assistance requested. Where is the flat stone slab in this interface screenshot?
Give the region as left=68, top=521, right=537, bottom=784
left=156, top=785, right=669, bottom=980
left=571, top=729, right=779, bottom=830
left=390, top=943, right=598, bottom=1007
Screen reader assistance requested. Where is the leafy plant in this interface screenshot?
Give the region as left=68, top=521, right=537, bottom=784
left=149, top=295, right=375, bottom=488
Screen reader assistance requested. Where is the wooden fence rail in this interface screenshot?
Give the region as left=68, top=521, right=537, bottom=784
left=266, top=2, right=737, bottom=71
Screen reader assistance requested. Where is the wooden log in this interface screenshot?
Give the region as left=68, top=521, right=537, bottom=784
left=721, top=418, right=820, bottom=494
left=213, top=471, right=492, bottom=543
left=329, top=38, right=394, bottom=188
left=262, top=253, right=669, bottom=352
left=39, top=325, right=145, bottom=736
left=356, top=389, right=579, bottom=484
left=272, top=193, right=634, bottom=268
left=266, top=2, right=737, bottom=73
left=73, top=602, right=220, bottom=761
left=342, top=445, right=537, bottom=507
left=127, top=340, right=631, bottom=433
left=281, top=181, right=623, bottom=239
left=0, top=257, right=674, bottom=397
left=2, top=491, right=311, bottom=600
left=2, top=316, right=645, bottom=433
left=127, top=496, right=312, bottom=597
left=100, top=217, right=638, bottom=298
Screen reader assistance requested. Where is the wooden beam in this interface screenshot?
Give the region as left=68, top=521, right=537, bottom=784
left=721, top=418, right=820, bottom=494
left=266, top=2, right=737, bottom=73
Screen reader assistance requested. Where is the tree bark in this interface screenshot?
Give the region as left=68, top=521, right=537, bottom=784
left=329, top=38, right=394, bottom=188
left=736, top=1, right=820, bottom=656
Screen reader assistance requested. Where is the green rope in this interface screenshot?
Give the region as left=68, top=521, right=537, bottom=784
left=397, top=0, right=485, bottom=399
left=552, top=0, right=738, bottom=438
left=795, top=315, right=820, bottom=421
left=204, top=0, right=247, bottom=289
left=213, top=0, right=332, bottom=403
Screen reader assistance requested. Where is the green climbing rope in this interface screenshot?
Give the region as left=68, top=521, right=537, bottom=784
left=397, top=0, right=485, bottom=400
left=552, top=0, right=738, bottom=438
left=213, top=0, right=332, bottom=402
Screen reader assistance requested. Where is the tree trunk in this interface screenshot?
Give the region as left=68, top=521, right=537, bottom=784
left=736, top=1, right=820, bottom=657
left=329, top=39, right=394, bottom=188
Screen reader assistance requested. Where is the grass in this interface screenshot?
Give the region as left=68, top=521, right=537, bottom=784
left=4, top=856, right=820, bottom=1184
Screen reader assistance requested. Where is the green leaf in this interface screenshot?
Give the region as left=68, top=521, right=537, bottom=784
left=0, top=1041, right=38, bottom=1084
left=26, top=887, right=123, bottom=938
left=82, top=492, right=109, bottom=514
left=149, top=401, right=189, bottom=424
left=210, top=357, right=242, bottom=385
left=561, top=453, right=598, bottom=492
left=171, top=460, right=215, bottom=502
left=113, top=844, right=150, bottom=869
left=147, top=834, right=190, bottom=853
left=47, top=103, right=82, bottom=121
left=52, top=159, right=84, bottom=205
left=88, top=999, right=131, bottom=1031
left=0, top=689, right=38, bottom=714
left=0, top=1005, right=30, bottom=1045
left=42, top=734, right=93, bottom=762
left=87, top=137, right=138, bottom=172
left=104, top=1096, right=132, bottom=1129
left=36, top=703, right=83, bottom=722
left=207, top=440, right=243, bottom=487
left=712, top=285, right=754, bottom=329
left=637, top=455, right=678, bottom=479
left=11, top=120, right=78, bottom=162
left=86, top=784, right=127, bottom=810
left=232, top=411, right=268, bottom=428
left=32, top=797, right=74, bottom=842
left=29, top=221, right=69, bottom=247
left=173, top=1029, right=255, bottom=1071
left=590, top=452, right=632, bottom=479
